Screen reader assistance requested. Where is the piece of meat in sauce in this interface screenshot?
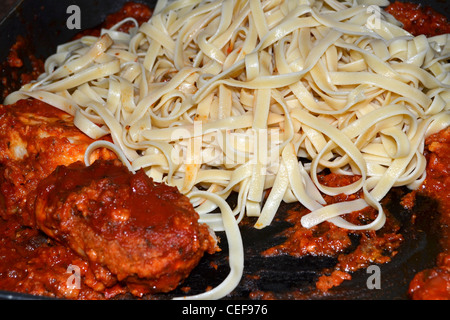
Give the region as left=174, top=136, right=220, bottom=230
left=0, top=99, right=115, bottom=224
left=33, top=159, right=218, bottom=294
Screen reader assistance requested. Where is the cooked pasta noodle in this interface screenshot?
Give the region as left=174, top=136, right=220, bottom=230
left=5, top=0, right=450, bottom=299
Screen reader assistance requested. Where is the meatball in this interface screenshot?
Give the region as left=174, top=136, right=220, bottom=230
left=33, top=159, right=218, bottom=294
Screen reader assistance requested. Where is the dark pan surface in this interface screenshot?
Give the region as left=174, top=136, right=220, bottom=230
left=0, top=0, right=448, bottom=300
left=160, top=189, right=442, bottom=300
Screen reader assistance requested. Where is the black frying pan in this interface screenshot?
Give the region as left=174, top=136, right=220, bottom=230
left=0, top=0, right=448, bottom=300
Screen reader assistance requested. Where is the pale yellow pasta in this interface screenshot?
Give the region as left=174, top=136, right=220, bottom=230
left=5, top=0, right=450, bottom=299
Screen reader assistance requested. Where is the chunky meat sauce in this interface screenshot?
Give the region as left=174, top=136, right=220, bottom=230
left=261, top=174, right=404, bottom=294
left=0, top=2, right=217, bottom=299
left=387, top=1, right=450, bottom=300
left=260, top=2, right=450, bottom=299
left=0, top=99, right=218, bottom=299
left=0, top=1, right=449, bottom=300
left=407, top=128, right=450, bottom=300
left=386, top=1, right=450, bottom=37
left=0, top=99, right=116, bottom=223
left=0, top=35, right=44, bottom=101
left=33, top=160, right=217, bottom=297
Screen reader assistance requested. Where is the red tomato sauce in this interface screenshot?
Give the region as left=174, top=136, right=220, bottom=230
left=259, top=2, right=450, bottom=299
left=408, top=128, right=450, bottom=300
left=0, top=35, right=44, bottom=101
left=0, top=1, right=449, bottom=300
left=384, top=2, right=450, bottom=300
left=386, top=1, right=450, bottom=37
left=262, top=173, right=404, bottom=294
left=74, top=2, right=153, bottom=38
